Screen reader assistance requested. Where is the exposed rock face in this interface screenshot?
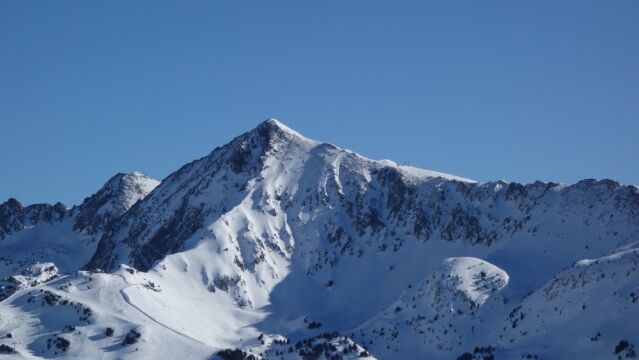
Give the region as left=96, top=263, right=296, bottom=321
left=0, top=198, right=67, bottom=240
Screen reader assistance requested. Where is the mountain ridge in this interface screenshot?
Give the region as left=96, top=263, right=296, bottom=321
left=0, top=119, right=637, bottom=360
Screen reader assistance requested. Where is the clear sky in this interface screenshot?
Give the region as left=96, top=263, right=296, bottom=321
left=1, top=1, right=638, bottom=206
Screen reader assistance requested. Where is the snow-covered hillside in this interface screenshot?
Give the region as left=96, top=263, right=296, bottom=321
left=1, top=119, right=637, bottom=360
left=0, top=172, right=159, bottom=301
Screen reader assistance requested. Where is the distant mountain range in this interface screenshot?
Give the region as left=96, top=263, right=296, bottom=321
left=1, top=119, right=637, bottom=360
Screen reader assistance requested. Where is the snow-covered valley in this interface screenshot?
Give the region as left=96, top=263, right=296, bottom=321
left=1, top=119, right=638, bottom=359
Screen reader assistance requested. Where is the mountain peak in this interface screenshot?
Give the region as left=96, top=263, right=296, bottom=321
left=252, top=118, right=318, bottom=147
left=214, top=119, right=319, bottom=175
left=257, top=118, right=291, bottom=132
left=95, top=171, right=159, bottom=213
left=73, top=172, right=159, bottom=236
left=259, top=117, right=285, bottom=128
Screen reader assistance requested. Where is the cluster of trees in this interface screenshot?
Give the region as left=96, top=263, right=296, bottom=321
left=0, top=344, right=14, bottom=354
left=456, top=345, right=495, bottom=360
left=46, top=335, right=70, bottom=353
left=291, top=332, right=369, bottom=360
left=122, top=329, right=141, bottom=346
left=215, top=349, right=258, bottom=360
left=615, top=340, right=636, bottom=359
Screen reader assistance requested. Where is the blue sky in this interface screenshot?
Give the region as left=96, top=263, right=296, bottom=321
left=1, top=1, right=638, bottom=206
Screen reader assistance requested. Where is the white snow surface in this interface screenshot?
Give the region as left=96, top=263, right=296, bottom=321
left=0, top=119, right=638, bottom=360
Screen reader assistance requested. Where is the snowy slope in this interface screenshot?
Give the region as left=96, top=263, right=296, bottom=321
left=0, top=172, right=159, bottom=301
left=0, top=119, right=638, bottom=359
left=488, top=245, right=639, bottom=359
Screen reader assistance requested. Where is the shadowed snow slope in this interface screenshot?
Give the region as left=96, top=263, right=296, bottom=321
left=1, top=119, right=638, bottom=360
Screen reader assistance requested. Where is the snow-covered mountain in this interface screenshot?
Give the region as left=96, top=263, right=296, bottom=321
left=0, top=119, right=637, bottom=360
left=0, top=172, right=159, bottom=301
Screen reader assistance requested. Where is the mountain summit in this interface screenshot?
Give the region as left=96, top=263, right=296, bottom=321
left=0, top=120, right=638, bottom=360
